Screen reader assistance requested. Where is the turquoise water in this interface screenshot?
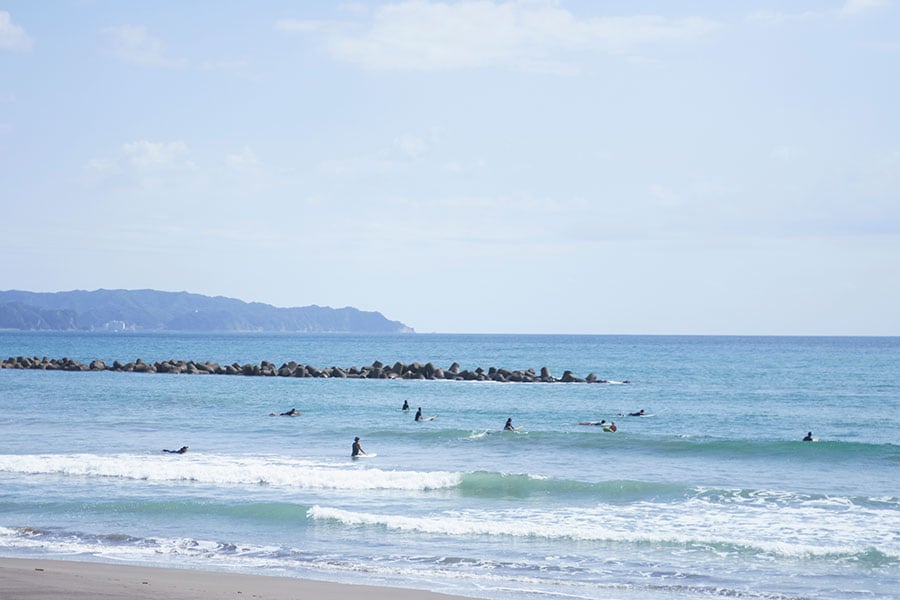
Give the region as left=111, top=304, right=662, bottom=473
left=1, top=332, right=898, bottom=599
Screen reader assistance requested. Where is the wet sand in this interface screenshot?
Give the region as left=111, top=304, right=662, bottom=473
left=0, top=557, right=475, bottom=600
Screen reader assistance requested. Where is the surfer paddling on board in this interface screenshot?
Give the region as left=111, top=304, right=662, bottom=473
left=269, top=408, right=300, bottom=416
left=352, top=436, right=366, bottom=457
left=163, top=446, right=188, bottom=454
left=628, top=409, right=646, bottom=417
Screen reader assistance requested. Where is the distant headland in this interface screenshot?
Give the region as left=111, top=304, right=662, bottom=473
left=0, top=289, right=413, bottom=334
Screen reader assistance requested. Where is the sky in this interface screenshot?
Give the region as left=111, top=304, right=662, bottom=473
left=1, top=1, right=898, bottom=335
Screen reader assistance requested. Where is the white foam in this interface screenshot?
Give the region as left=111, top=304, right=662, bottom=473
left=308, top=495, right=900, bottom=559
left=0, top=453, right=462, bottom=491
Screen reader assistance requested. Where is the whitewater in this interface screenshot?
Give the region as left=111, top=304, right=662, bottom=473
left=1, top=332, right=898, bottom=599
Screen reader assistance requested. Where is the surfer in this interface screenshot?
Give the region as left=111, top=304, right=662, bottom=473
left=802, top=431, right=814, bottom=442
left=402, top=400, right=409, bottom=411
left=163, top=446, right=188, bottom=454
left=415, top=407, right=423, bottom=422
left=628, top=409, right=645, bottom=417
left=352, top=436, right=366, bottom=457
left=504, top=417, right=515, bottom=431
left=603, top=422, right=617, bottom=432
left=269, top=408, right=300, bottom=416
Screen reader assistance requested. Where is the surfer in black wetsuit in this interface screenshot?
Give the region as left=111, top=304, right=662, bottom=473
left=504, top=418, right=514, bottom=431
left=402, top=400, right=409, bottom=411
left=352, top=436, right=366, bottom=457
left=628, top=409, right=645, bottom=417
left=163, top=446, right=188, bottom=454
left=269, top=408, right=300, bottom=416
left=414, top=407, right=423, bottom=422
left=802, top=432, right=813, bottom=442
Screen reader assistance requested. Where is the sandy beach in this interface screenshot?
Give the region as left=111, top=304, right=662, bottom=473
left=0, top=558, right=475, bottom=600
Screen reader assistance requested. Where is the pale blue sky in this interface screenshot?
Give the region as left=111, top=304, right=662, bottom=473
left=1, top=1, right=898, bottom=334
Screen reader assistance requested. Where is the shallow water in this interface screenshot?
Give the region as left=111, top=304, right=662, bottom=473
left=1, top=332, right=898, bottom=599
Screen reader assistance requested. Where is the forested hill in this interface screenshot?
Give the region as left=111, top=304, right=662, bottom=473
left=0, top=289, right=414, bottom=333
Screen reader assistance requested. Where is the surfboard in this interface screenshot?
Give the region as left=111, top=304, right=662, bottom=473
left=486, top=426, right=524, bottom=435
left=352, top=453, right=377, bottom=459
left=425, top=415, right=438, bottom=421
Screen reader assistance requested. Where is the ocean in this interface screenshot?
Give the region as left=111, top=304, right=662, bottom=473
left=0, top=332, right=898, bottom=599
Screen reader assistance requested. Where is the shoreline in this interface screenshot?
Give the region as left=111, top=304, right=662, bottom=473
left=0, top=557, right=477, bottom=600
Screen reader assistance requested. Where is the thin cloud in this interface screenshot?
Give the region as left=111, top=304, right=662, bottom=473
left=102, top=25, right=186, bottom=67
left=748, top=0, right=891, bottom=23
left=746, top=10, right=826, bottom=25
left=225, top=147, right=263, bottom=174
left=0, top=11, right=33, bottom=52
left=318, top=156, right=402, bottom=177
left=274, top=18, right=349, bottom=35
left=122, top=140, right=195, bottom=170
left=280, top=1, right=721, bottom=72
left=84, top=141, right=197, bottom=186
left=841, top=0, right=891, bottom=16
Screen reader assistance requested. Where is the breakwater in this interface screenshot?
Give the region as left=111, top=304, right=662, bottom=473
left=1, top=355, right=621, bottom=383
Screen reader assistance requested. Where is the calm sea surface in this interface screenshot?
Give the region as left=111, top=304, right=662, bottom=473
left=1, top=332, right=898, bottom=599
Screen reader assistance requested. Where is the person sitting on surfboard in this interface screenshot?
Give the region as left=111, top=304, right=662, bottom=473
left=352, top=436, right=366, bottom=457
left=604, top=422, right=617, bottom=432
left=402, top=400, right=409, bottom=411
left=802, top=431, right=814, bottom=442
left=415, top=407, right=423, bottom=422
left=163, top=446, right=188, bottom=454
left=504, top=418, right=515, bottom=431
